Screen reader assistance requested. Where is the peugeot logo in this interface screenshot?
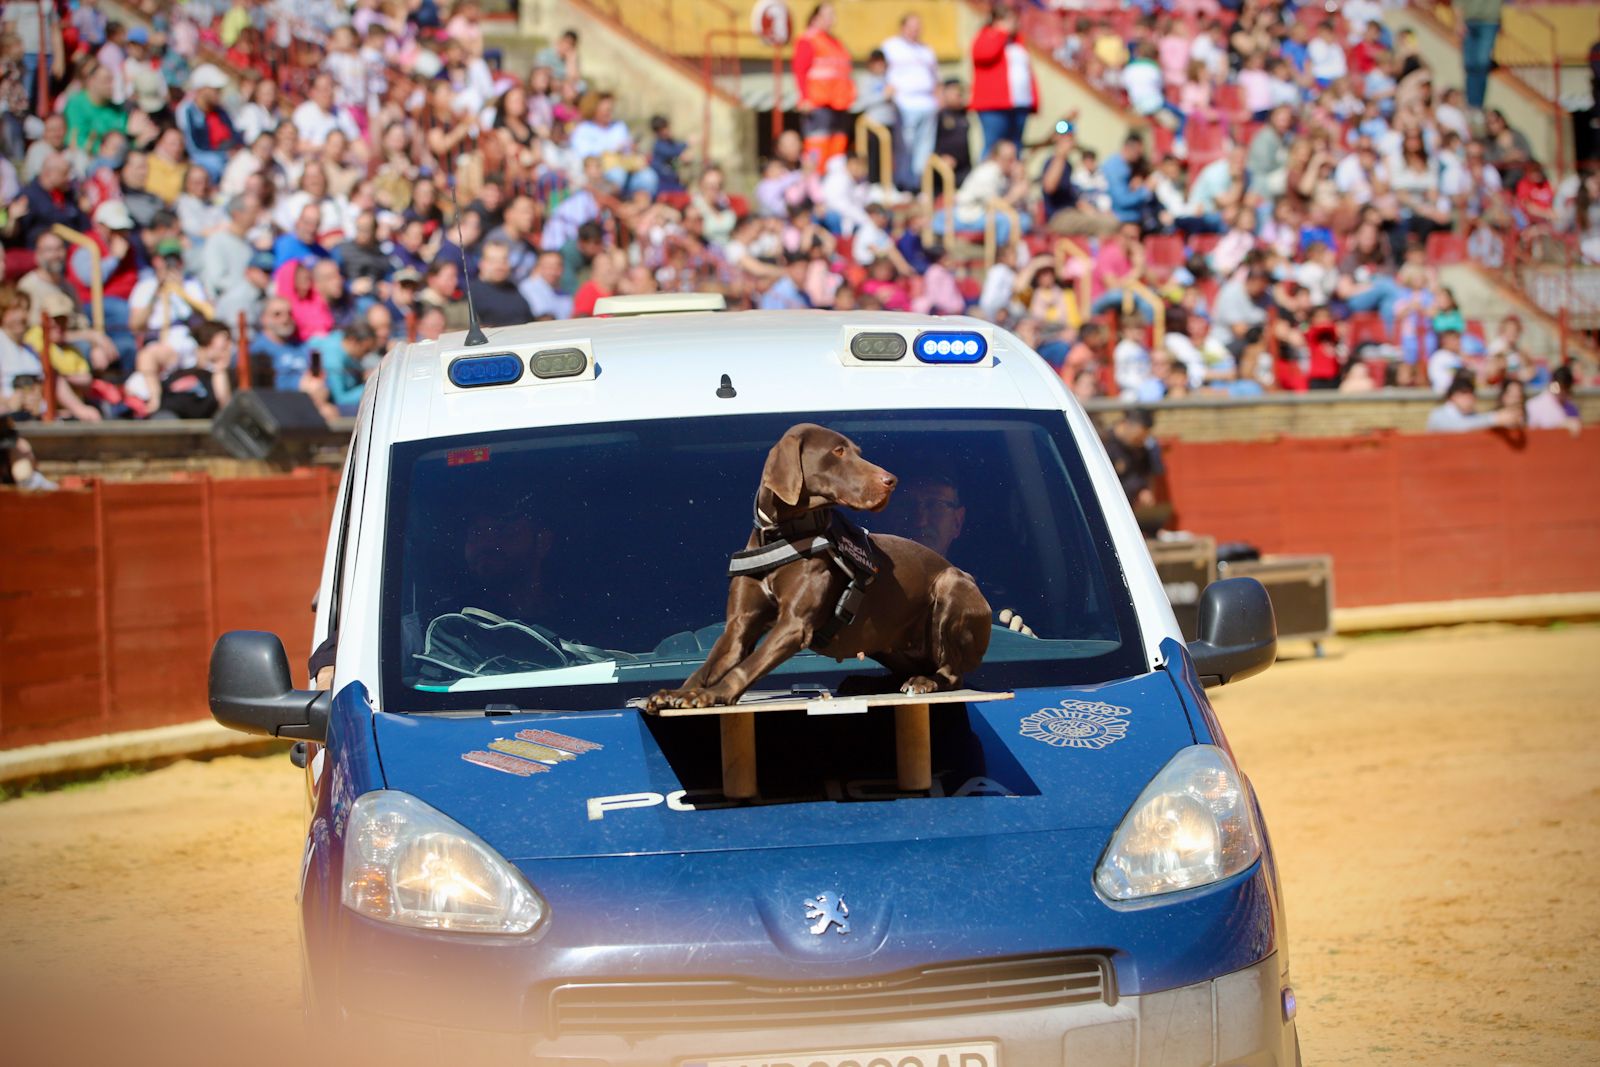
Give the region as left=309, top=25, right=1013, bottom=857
left=804, top=891, right=850, bottom=935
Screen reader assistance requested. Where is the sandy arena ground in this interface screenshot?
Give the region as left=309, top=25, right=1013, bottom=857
left=0, top=624, right=1596, bottom=1065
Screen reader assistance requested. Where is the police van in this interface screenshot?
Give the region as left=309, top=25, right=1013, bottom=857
left=209, top=296, right=1299, bottom=1066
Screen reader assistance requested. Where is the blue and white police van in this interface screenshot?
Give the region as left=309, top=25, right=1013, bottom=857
left=209, top=296, right=1299, bottom=1066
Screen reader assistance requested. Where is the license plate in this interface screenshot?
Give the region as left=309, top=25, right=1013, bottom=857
left=685, top=1041, right=998, bottom=1067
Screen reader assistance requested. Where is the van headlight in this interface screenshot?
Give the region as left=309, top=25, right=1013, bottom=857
left=341, top=791, right=547, bottom=934
left=1095, top=745, right=1262, bottom=902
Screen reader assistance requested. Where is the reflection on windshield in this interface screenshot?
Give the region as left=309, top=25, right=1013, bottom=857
left=383, top=411, right=1144, bottom=711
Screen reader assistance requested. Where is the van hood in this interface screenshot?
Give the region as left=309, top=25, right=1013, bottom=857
left=372, top=673, right=1196, bottom=862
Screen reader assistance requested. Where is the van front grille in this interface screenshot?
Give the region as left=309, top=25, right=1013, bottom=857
left=547, top=952, right=1114, bottom=1036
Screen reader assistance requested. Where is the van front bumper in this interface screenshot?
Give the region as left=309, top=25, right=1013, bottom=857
left=330, top=952, right=1296, bottom=1067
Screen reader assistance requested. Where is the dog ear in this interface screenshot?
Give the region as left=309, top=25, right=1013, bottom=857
left=761, top=425, right=808, bottom=506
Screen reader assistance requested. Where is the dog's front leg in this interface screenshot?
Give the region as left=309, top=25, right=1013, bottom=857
left=688, top=610, right=819, bottom=708
left=646, top=580, right=774, bottom=711
left=683, top=597, right=774, bottom=691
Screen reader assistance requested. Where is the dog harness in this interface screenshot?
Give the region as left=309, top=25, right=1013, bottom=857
left=728, top=504, right=882, bottom=646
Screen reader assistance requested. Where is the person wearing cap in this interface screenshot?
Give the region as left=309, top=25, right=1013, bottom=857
left=64, top=64, right=128, bottom=154
left=177, top=64, right=239, bottom=183
left=21, top=290, right=106, bottom=422
left=129, top=238, right=213, bottom=358
left=68, top=200, right=143, bottom=371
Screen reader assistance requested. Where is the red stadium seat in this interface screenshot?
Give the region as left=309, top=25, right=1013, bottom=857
left=728, top=194, right=750, bottom=218
left=1189, top=232, right=1221, bottom=257
left=1151, top=122, right=1175, bottom=159
left=657, top=191, right=690, bottom=211
left=1214, top=82, right=1247, bottom=120
left=1426, top=231, right=1469, bottom=265
left=1465, top=318, right=1486, bottom=344
left=1346, top=312, right=1390, bottom=348
left=1145, top=234, right=1187, bottom=277
left=1185, top=121, right=1229, bottom=175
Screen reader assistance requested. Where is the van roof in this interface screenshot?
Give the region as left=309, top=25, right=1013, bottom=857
left=376, top=310, right=1071, bottom=444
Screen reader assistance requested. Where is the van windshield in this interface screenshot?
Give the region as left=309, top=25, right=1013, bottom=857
left=381, top=410, right=1145, bottom=712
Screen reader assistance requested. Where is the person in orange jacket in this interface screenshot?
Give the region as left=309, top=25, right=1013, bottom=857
left=793, top=3, right=856, bottom=167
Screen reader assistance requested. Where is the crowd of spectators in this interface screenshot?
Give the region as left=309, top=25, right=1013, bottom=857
left=0, top=0, right=1590, bottom=485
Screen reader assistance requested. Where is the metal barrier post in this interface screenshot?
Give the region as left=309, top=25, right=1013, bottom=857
left=236, top=310, right=252, bottom=390
left=40, top=308, right=58, bottom=421
left=855, top=114, right=894, bottom=195
left=772, top=42, right=784, bottom=143
left=920, top=156, right=955, bottom=249
left=36, top=5, right=50, bottom=113
left=1122, top=279, right=1167, bottom=349
left=52, top=225, right=103, bottom=333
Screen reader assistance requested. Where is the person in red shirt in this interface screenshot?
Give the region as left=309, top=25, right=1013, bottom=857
left=1305, top=306, right=1343, bottom=390
left=573, top=249, right=622, bottom=317
left=970, top=3, right=1038, bottom=158
left=1514, top=161, right=1556, bottom=227
left=1348, top=21, right=1387, bottom=77
left=793, top=3, right=856, bottom=166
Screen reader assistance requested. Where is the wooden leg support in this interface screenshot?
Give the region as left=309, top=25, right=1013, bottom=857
left=720, top=712, right=758, bottom=800
left=894, top=702, right=932, bottom=792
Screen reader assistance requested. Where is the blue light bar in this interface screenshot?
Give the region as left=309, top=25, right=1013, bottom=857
left=913, top=331, right=988, bottom=365
left=448, top=353, right=524, bottom=388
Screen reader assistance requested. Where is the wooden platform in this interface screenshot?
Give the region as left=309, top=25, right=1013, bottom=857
left=631, top=689, right=1013, bottom=799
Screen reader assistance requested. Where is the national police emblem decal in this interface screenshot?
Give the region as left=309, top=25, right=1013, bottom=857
left=1019, top=700, right=1132, bottom=750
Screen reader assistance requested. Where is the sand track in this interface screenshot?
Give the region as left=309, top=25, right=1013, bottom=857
left=1, top=625, right=1596, bottom=1065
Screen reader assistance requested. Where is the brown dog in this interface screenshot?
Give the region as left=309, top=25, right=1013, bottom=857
left=645, top=424, right=992, bottom=711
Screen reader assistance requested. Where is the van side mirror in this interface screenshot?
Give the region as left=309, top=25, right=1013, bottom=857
left=209, top=631, right=330, bottom=741
left=1188, top=578, right=1277, bottom=688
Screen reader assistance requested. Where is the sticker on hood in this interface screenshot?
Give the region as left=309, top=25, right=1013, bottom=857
left=1019, top=699, right=1132, bottom=751
left=463, top=728, right=604, bottom=777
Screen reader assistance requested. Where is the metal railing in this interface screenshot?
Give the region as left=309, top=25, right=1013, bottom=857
left=919, top=156, right=955, bottom=248
left=52, top=224, right=103, bottom=332
left=855, top=115, right=895, bottom=196
left=1121, top=279, right=1166, bottom=349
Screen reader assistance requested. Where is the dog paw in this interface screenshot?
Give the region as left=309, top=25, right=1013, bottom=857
left=643, top=689, right=676, bottom=712
left=900, top=676, right=939, bottom=696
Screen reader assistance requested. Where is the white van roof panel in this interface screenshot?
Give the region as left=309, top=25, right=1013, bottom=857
left=379, top=311, right=1069, bottom=443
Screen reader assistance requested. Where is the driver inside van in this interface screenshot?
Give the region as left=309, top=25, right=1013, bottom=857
left=880, top=470, right=1034, bottom=637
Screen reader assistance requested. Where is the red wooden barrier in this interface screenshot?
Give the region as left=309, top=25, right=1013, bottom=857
left=0, top=472, right=337, bottom=749
left=4, top=431, right=1599, bottom=749
left=1164, top=430, right=1600, bottom=608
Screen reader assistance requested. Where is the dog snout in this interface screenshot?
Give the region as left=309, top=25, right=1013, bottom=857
left=879, top=471, right=898, bottom=491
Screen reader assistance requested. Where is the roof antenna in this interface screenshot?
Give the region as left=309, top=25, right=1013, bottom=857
left=447, top=179, right=489, bottom=347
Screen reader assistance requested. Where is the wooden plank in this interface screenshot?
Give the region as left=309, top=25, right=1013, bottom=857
left=636, top=689, right=1013, bottom=719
